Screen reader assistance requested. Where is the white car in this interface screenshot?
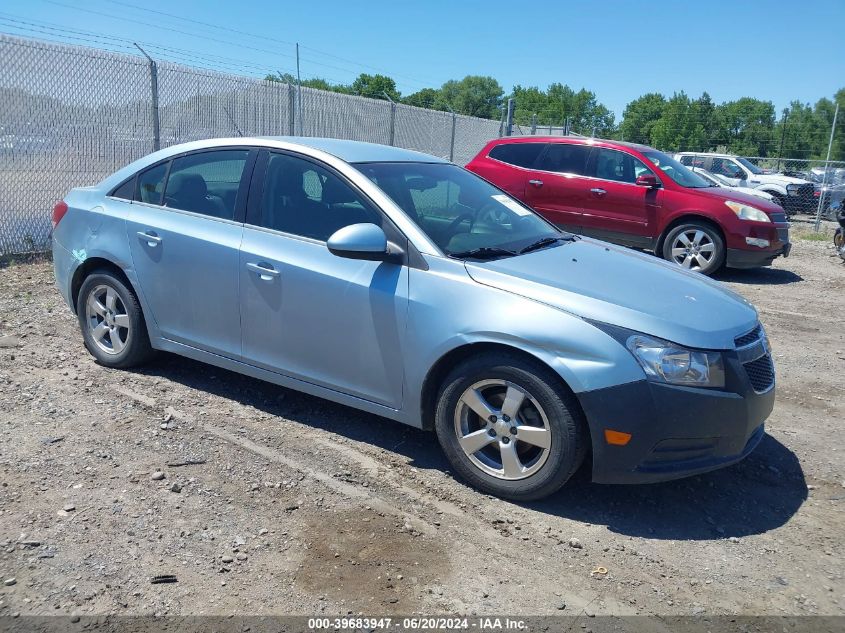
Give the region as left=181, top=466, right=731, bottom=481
left=675, top=152, right=814, bottom=214
left=692, top=169, right=781, bottom=206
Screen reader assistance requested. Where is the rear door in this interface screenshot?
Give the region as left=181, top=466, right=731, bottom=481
left=577, top=147, right=662, bottom=249
left=126, top=148, right=255, bottom=358
left=476, top=142, right=546, bottom=201
left=524, top=142, right=593, bottom=231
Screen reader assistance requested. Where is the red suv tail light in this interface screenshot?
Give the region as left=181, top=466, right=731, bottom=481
left=52, top=201, right=69, bottom=229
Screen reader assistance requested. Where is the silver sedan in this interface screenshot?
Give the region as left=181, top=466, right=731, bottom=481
left=52, top=137, right=775, bottom=500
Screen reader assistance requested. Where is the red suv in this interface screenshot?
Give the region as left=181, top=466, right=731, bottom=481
left=466, top=137, right=790, bottom=275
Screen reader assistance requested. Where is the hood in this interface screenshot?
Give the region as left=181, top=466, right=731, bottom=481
left=680, top=185, right=782, bottom=214
left=762, top=174, right=811, bottom=186
left=465, top=239, right=758, bottom=350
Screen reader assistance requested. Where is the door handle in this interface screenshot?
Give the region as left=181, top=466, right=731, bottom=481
left=528, top=179, right=544, bottom=187
left=137, top=231, right=162, bottom=247
left=246, top=262, right=280, bottom=281
left=590, top=188, right=607, bottom=197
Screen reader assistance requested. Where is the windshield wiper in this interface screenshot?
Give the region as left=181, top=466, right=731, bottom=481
left=449, top=246, right=518, bottom=260
left=518, top=235, right=577, bottom=254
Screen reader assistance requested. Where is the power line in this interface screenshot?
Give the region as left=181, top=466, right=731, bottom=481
left=104, top=0, right=441, bottom=88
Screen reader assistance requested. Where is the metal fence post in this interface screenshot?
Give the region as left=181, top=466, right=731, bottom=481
left=287, top=83, right=296, bottom=135
left=383, top=92, right=396, bottom=146
left=505, top=98, right=514, bottom=136
left=134, top=43, right=160, bottom=152
left=815, top=101, right=839, bottom=231
left=531, top=114, right=537, bottom=135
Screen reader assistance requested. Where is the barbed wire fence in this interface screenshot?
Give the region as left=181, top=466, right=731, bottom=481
left=0, top=34, right=502, bottom=256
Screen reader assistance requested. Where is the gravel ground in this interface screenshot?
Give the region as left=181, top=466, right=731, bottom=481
left=0, top=222, right=843, bottom=620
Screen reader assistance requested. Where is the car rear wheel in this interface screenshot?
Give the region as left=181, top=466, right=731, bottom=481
left=434, top=353, right=587, bottom=501
left=77, top=270, right=154, bottom=368
left=661, top=222, right=725, bottom=275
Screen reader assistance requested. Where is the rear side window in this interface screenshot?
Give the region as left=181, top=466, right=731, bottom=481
left=488, top=143, right=544, bottom=168
left=110, top=177, right=135, bottom=200
left=136, top=162, right=168, bottom=205
left=536, top=143, right=591, bottom=175
left=164, top=150, right=249, bottom=220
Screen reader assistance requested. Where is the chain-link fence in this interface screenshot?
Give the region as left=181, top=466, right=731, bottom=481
left=0, top=34, right=503, bottom=256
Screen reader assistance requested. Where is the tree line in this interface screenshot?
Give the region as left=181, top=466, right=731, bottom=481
left=266, top=72, right=844, bottom=162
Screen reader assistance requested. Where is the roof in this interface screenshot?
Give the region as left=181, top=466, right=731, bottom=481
left=491, top=135, right=656, bottom=153
left=259, top=136, right=449, bottom=163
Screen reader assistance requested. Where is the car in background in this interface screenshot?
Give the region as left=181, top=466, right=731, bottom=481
left=675, top=152, right=815, bottom=215
left=692, top=168, right=781, bottom=206
left=52, top=137, right=777, bottom=501
left=467, top=137, right=790, bottom=275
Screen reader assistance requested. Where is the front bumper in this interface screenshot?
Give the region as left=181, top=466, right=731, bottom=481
left=578, top=347, right=775, bottom=484
left=726, top=242, right=790, bottom=268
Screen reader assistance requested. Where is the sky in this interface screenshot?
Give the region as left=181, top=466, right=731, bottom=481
left=1, top=0, right=843, bottom=120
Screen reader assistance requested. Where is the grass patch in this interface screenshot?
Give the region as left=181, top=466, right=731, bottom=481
left=797, top=232, right=830, bottom=242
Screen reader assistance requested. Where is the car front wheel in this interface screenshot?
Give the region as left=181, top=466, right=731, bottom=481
left=434, top=353, right=587, bottom=501
left=661, top=222, right=725, bottom=275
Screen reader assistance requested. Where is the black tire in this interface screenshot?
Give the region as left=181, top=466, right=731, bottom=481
left=768, top=193, right=787, bottom=213
left=661, top=221, right=725, bottom=276
left=76, top=269, right=154, bottom=368
left=434, top=352, right=588, bottom=501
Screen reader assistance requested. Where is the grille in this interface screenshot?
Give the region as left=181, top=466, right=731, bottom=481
left=735, top=325, right=762, bottom=348
left=770, top=212, right=787, bottom=223
left=743, top=354, right=775, bottom=393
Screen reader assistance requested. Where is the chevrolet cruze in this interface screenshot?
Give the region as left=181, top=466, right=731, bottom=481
left=51, top=137, right=775, bottom=500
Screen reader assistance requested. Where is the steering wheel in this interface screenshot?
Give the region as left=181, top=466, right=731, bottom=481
left=445, top=212, right=475, bottom=237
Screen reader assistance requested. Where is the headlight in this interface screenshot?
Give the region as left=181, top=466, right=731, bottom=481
left=725, top=200, right=771, bottom=222
left=626, top=334, right=725, bottom=388
left=786, top=184, right=801, bottom=195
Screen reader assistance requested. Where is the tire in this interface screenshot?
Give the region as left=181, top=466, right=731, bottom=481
left=434, top=352, right=588, bottom=501
left=661, top=222, right=725, bottom=276
left=76, top=269, right=154, bottom=368
left=768, top=193, right=787, bottom=213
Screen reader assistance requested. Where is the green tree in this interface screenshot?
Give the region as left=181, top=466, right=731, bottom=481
left=350, top=73, right=400, bottom=101
left=714, top=98, right=776, bottom=155
left=403, top=87, right=446, bottom=110
left=619, top=93, right=666, bottom=144
left=440, top=76, right=503, bottom=119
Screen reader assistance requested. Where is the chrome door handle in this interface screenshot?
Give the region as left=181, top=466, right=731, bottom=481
left=246, top=262, right=280, bottom=281
left=528, top=179, right=544, bottom=187
left=137, top=231, right=161, bottom=247
left=590, top=188, right=607, bottom=196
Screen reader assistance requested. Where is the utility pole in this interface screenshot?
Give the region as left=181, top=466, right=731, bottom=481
left=815, top=102, right=839, bottom=231
left=296, top=43, right=303, bottom=135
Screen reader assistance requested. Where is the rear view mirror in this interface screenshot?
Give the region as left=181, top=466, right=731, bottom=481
left=635, top=174, right=660, bottom=188
left=327, top=223, right=403, bottom=262
left=406, top=176, right=438, bottom=191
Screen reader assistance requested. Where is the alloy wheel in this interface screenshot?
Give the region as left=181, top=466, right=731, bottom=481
left=670, top=229, right=716, bottom=270
left=453, top=379, right=552, bottom=480
left=85, top=284, right=131, bottom=355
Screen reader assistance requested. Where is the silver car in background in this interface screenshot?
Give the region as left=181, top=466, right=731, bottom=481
left=51, top=137, right=775, bottom=500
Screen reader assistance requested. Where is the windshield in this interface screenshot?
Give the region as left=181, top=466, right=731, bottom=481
left=356, top=162, right=565, bottom=258
left=641, top=150, right=711, bottom=188
left=737, top=157, right=764, bottom=175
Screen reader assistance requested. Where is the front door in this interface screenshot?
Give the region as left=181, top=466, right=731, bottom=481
left=578, top=147, right=662, bottom=248
left=524, top=142, right=593, bottom=232
left=126, top=148, right=253, bottom=358
left=239, top=150, right=408, bottom=408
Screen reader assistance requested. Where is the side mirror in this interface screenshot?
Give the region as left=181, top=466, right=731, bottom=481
left=635, top=173, right=660, bottom=188
left=327, top=223, right=402, bottom=262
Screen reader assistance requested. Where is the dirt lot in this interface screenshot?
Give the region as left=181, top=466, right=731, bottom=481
left=0, top=221, right=843, bottom=621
